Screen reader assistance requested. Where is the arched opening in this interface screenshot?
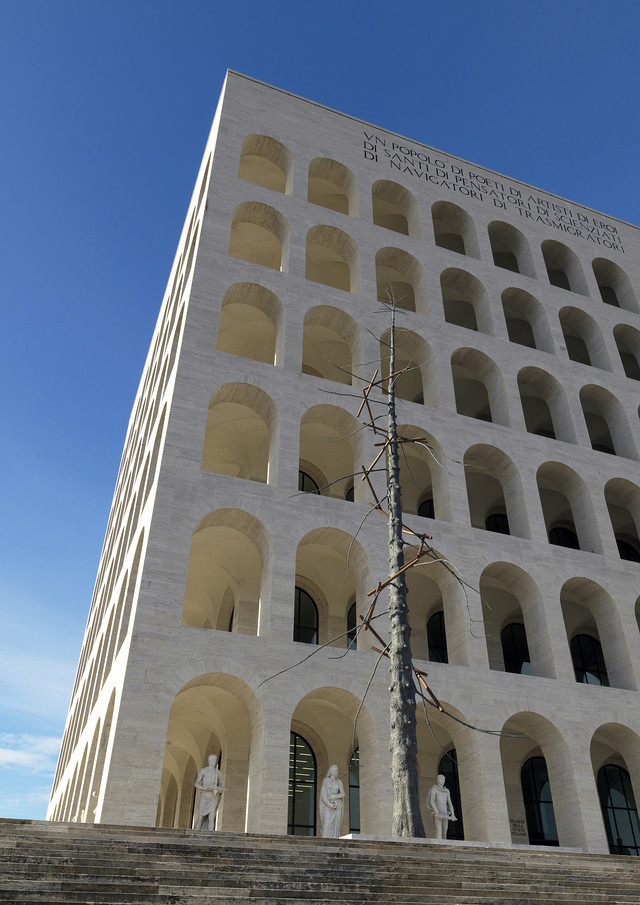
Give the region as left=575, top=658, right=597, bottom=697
left=437, top=749, right=464, bottom=840
left=613, top=324, right=640, bottom=380
left=605, top=478, right=640, bottom=563
left=295, top=528, right=370, bottom=650
left=299, top=405, right=362, bottom=501
left=291, top=687, right=378, bottom=835
left=308, top=158, right=357, bottom=216
left=228, top=202, right=288, bottom=271
left=157, top=674, right=260, bottom=832
left=452, top=348, right=509, bottom=425
left=305, top=225, right=359, bottom=293
left=371, top=180, right=419, bottom=237
left=559, top=306, right=609, bottom=369
left=181, top=509, right=269, bottom=635
left=580, top=385, right=636, bottom=459
left=427, top=611, right=448, bottom=663
left=500, top=712, right=582, bottom=847
left=479, top=563, right=553, bottom=678
left=237, top=134, right=292, bottom=193
left=396, top=424, right=451, bottom=521
left=294, top=588, right=318, bottom=644
left=302, top=306, right=358, bottom=385
left=560, top=577, right=634, bottom=690
left=216, top=283, right=282, bottom=365
left=375, top=247, right=427, bottom=314
left=537, top=462, right=597, bottom=552
left=517, top=367, right=575, bottom=443
left=542, top=240, right=589, bottom=295
left=592, top=258, right=638, bottom=313
left=432, top=200, right=480, bottom=258
left=441, top=269, right=492, bottom=333
left=379, top=328, right=438, bottom=406
left=465, top=445, right=528, bottom=538
left=201, top=384, right=276, bottom=483
left=488, top=221, right=536, bottom=277
left=288, top=731, right=317, bottom=835
left=591, top=724, right=640, bottom=856
left=501, top=288, right=553, bottom=352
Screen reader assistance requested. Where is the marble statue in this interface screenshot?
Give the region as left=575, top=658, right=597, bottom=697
left=427, top=774, right=456, bottom=839
left=319, top=764, right=345, bottom=837
left=194, top=754, right=225, bottom=830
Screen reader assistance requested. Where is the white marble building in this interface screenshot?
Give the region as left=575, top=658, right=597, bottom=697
left=48, top=71, right=640, bottom=855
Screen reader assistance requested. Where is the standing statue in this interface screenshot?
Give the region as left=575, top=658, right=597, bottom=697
left=427, top=774, right=457, bottom=839
left=194, top=754, right=225, bottom=830
left=319, top=765, right=345, bottom=837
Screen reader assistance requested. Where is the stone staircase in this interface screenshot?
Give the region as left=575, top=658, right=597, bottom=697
left=2, top=819, right=640, bottom=905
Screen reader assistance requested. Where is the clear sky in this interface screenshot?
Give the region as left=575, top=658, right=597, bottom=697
left=1, top=0, right=638, bottom=820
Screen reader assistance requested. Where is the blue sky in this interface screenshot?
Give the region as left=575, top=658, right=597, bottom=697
left=1, top=0, right=639, bottom=820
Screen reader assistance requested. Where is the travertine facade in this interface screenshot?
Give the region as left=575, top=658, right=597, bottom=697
left=48, top=72, right=640, bottom=855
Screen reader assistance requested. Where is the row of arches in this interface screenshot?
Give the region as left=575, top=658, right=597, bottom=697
left=179, top=511, right=640, bottom=692
left=217, top=281, right=640, bottom=389
left=156, top=673, right=640, bottom=854
left=236, top=135, right=634, bottom=310
left=228, top=200, right=635, bottom=316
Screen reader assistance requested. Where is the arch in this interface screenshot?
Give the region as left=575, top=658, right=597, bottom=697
left=291, top=686, right=379, bottom=835
left=228, top=201, right=288, bottom=271
left=158, top=673, right=261, bottom=831
left=591, top=723, right=640, bottom=855
left=85, top=691, right=115, bottom=823
left=502, top=288, right=553, bottom=353
left=605, top=478, right=640, bottom=563
left=480, top=562, right=554, bottom=678
left=302, top=305, right=359, bottom=385
left=500, top=711, right=582, bottom=847
left=305, top=225, right=360, bottom=293
left=371, top=180, right=419, bottom=237
left=441, top=269, right=493, bottom=333
left=559, top=306, right=610, bottom=369
left=541, top=239, right=589, bottom=295
left=379, top=328, right=438, bottom=406
left=396, top=424, right=452, bottom=521
left=295, top=528, right=371, bottom=650
left=464, top=445, right=529, bottom=539
left=431, top=200, right=480, bottom=258
left=201, top=383, right=277, bottom=483
left=181, top=509, right=270, bottom=635
left=216, top=283, right=283, bottom=365
left=613, top=324, right=640, bottom=380
left=580, top=384, right=637, bottom=459
left=237, top=134, right=292, bottom=193
left=592, top=258, right=638, bottom=313
left=375, top=247, right=427, bottom=314
left=308, top=158, right=357, bottom=216
left=517, top=366, right=576, bottom=443
left=299, top=405, right=363, bottom=501
left=451, top=348, right=510, bottom=425
left=561, top=577, right=634, bottom=690
left=288, top=731, right=317, bottom=835
left=488, top=221, right=536, bottom=277
left=537, top=461, right=600, bottom=552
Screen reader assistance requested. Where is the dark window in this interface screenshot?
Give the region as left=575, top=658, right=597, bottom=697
left=345, top=485, right=355, bottom=502
left=298, top=471, right=319, bottom=494
left=347, top=602, right=357, bottom=650
left=501, top=623, right=532, bottom=675
left=617, top=539, right=640, bottom=563
left=349, top=748, right=360, bottom=833
left=521, top=756, right=559, bottom=846
left=570, top=634, right=609, bottom=686
left=548, top=526, right=580, bottom=549
left=493, top=251, right=519, bottom=273
left=418, top=497, right=434, bottom=519
left=598, top=764, right=640, bottom=856
left=599, top=284, right=620, bottom=307
left=288, top=732, right=316, bottom=835
left=294, top=587, right=318, bottom=644
left=547, top=268, right=570, bottom=291
left=620, top=351, right=640, bottom=381
left=427, top=611, right=448, bottom=663
left=565, top=334, right=591, bottom=365
left=485, top=513, right=510, bottom=535
left=438, top=749, right=464, bottom=840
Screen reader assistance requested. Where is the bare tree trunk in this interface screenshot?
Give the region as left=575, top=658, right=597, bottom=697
left=386, top=301, right=425, bottom=837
